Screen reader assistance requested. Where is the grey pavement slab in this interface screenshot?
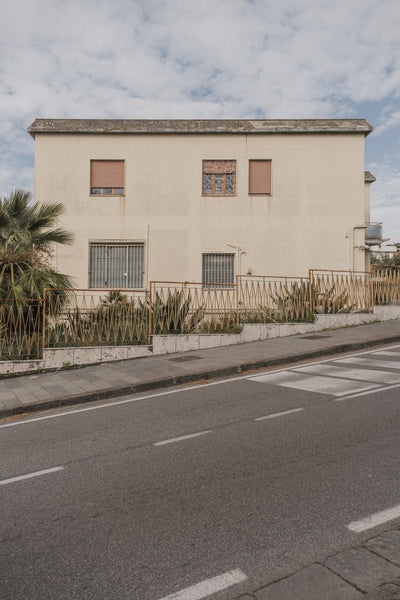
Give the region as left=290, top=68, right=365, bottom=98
left=363, top=584, right=400, bottom=599
left=324, top=548, right=400, bottom=591
left=366, top=531, right=400, bottom=566
left=254, top=564, right=363, bottom=599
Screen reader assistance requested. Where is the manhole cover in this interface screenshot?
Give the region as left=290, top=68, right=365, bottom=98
left=301, top=334, right=331, bottom=340
left=169, top=355, right=202, bottom=362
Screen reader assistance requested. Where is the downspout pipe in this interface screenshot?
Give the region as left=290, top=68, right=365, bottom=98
left=352, top=225, right=368, bottom=271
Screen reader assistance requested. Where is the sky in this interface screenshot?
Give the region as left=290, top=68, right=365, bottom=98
left=0, top=0, right=399, bottom=242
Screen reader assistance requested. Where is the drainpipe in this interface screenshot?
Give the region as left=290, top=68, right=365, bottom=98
left=225, top=242, right=246, bottom=276
left=146, top=225, right=150, bottom=289
left=352, top=225, right=368, bottom=271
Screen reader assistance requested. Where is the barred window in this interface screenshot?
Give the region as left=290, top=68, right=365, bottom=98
left=202, top=160, right=236, bottom=196
left=202, top=253, right=235, bottom=288
left=89, top=243, right=144, bottom=289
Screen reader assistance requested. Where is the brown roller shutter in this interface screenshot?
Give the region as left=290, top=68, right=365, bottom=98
left=203, top=160, right=236, bottom=174
left=90, top=160, right=124, bottom=188
left=249, top=160, right=271, bottom=194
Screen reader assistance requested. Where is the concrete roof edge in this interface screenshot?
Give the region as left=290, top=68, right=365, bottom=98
left=364, top=170, right=377, bottom=183
left=28, top=118, right=374, bottom=138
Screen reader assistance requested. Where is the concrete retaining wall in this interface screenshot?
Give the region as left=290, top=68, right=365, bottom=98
left=3, top=305, right=400, bottom=375
left=151, top=311, right=389, bottom=354
left=0, top=345, right=152, bottom=376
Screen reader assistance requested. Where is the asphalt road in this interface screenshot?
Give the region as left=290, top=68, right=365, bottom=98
left=2, top=344, right=400, bottom=599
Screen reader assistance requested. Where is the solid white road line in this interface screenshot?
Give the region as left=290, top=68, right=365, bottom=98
left=348, top=503, right=400, bottom=533
left=154, top=430, right=212, bottom=446
left=156, top=569, right=247, bottom=600
left=255, top=407, right=304, bottom=421
left=0, top=466, right=64, bottom=486
left=2, top=342, right=400, bottom=430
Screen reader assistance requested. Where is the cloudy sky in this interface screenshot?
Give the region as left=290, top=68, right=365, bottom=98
left=1, top=0, right=399, bottom=242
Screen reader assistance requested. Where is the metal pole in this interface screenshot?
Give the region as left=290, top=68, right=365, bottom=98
left=236, top=275, right=239, bottom=326
left=42, top=289, right=47, bottom=356
left=148, top=283, right=152, bottom=345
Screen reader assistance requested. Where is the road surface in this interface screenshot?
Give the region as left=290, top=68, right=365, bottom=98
left=2, top=344, right=400, bottom=599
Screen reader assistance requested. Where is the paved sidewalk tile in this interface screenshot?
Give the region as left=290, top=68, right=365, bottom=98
left=255, top=564, right=363, bottom=599
left=363, top=584, right=400, bottom=599
left=324, top=548, right=400, bottom=592
left=366, top=531, right=400, bottom=566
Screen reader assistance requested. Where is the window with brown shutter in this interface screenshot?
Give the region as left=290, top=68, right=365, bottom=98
left=90, top=160, right=124, bottom=195
left=202, top=160, right=236, bottom=196
left=249, top=160, right=271, bottom=195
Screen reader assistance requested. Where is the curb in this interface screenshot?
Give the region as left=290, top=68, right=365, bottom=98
left=2, top=333, right=400, bottom=420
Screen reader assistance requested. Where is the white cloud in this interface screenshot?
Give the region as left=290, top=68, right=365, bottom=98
left=370, top=162, right=400, bottom=242
left=0, top=0, right=400, bottom=241
left=373, top=109, right=400, bottom=136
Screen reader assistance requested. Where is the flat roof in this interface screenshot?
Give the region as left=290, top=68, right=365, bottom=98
left=28, top=118, right=373, bottom=137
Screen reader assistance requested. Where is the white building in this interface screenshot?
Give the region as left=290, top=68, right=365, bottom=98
left=28, top=118, right=377, bottom=289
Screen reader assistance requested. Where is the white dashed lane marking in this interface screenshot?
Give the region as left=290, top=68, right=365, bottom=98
left=154, top=430, right=212, bottom=446
left=156, top=569, right=247, bottom=600
left=0, top=467, right=64, bottom=486
left=255, top=408, right=303, bottom=421
left=348, top=503, right=400, bottom=533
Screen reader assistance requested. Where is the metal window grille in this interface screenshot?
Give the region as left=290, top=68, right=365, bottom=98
left=202, top=160, right=236, bottom=196
left=89, top=243, right=144, bottom=289
left=202, top=173, right=236, bottom=196
left=202, top=253, right=235, bottom=288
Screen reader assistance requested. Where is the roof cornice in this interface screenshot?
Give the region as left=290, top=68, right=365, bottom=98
left=364, top=171, right=376, bottom=183
left=28, top=118, right=373, bottom=138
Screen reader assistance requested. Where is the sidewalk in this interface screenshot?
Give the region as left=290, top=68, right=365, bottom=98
left=3, top=319, right=400, bottom=599
left=2, top=319, right=400, bottom=419
left=235, top=527, right=400, bottom=599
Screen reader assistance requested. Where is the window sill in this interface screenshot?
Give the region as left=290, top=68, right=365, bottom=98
left=202, top=194, right=237, bottom=198
left=88, top=287, right=146, bottom=291
left=89, top=194, right=125, bottom=198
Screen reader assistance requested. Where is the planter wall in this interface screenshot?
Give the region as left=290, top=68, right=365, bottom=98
left=3, top=305, right=400, bottom=374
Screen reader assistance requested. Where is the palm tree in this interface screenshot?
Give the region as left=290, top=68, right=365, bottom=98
left=0, top=189, right=74, bottom=299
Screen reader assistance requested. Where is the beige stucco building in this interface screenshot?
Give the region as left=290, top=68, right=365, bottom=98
left=28, top=118, right=377, bottom=289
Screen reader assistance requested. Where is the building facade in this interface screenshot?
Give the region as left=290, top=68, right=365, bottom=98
left=28, top=119, right=375, bottom=289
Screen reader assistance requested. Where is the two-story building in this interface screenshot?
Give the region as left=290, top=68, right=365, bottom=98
left=28, top=118, right=376, bottom=289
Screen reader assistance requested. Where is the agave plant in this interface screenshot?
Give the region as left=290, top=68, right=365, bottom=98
left=140, top=290, right=205, bottom=334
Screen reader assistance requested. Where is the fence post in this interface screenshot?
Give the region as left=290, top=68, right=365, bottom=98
left=369, top=270, right=374, bottom=313
left=42, top=288, right=47, bottom=355
left=308, top=269, right=313, bottom=315
left=236, top=275, right=240, bottom=326
left=148, top=283, right=152, bottom=345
